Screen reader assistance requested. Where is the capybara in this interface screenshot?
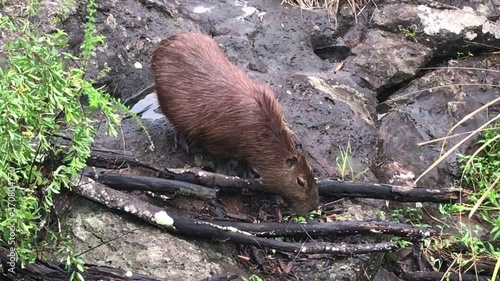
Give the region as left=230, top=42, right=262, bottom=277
left=151, top=32, right=319, bottom=214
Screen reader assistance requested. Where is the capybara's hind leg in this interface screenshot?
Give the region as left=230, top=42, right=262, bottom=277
left=225, top=158, right=260, bottom=179
left=174, top=132, right=191, bottom=155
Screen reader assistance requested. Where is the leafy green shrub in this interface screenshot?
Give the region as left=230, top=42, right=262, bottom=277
left=0, top=0, right=121, bottom=279
left=456, top=125, right=499, bottom=248
left=438, top=123, right=500, bottom=275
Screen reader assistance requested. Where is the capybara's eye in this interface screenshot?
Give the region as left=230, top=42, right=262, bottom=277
left=296, top=177, right=305, bottom=187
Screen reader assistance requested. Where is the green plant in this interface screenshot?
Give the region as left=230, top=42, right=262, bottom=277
left=248, top=274, right=264, bottom=281
left=435, top=123, right=500, bottom=279
left=61, top=236, right=85, bottom=281
left=393, top=236, right=413, bottom=248
left=282, top=210, right=323, bottom=223
left=335, top=140, right=368, bottom=181
left=52, top=0, right=78, bottom=24
left=377, top=210, right=387, bottom=220
left=398, top=24, right=420, bottom=42
left=0, top=0, right=122, bottom=279
left=391, top=205, right=429, bottom=227
left=80, top=0, right=104, bottom=64
left=283, top=214, right=308, bottom=223
left=456, top=51, right=474, bottom=59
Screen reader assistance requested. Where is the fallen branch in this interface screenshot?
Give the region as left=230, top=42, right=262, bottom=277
left=83, top=147, right=463, bottom=203
left=319, top=180, right=463, bottom=203
left=84, top=170, right=434, bottom=240
left=85, top=171, right=218, bottom=201
left=85, top=171, right=433, bottom=240
left=213, top=220, right=435, bottom=240
left=87, top=147, right=173, bottom=177
left=202, top=272, right=239, bottom=281
left=85, top=149, right=259, bottom=193
left=87, top=147, right=137, bottom=169
left=0, top=246, right=166, bottom=281
left=122, top=167, right=463, bottom=204
left=0, top=245, right=239, bottom=281
left=166, top=167, right=261, bottom=194
left=73, top=175, right=398, bottom=256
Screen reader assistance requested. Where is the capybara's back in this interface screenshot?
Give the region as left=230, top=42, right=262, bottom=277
left=151, top=32, right=318, bottom=214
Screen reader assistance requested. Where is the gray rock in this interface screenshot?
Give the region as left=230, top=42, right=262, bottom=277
left=377, top=56, right=500, bottom=189
left=372, top=1, right=500, bottom=56
left=350, top=29, right=432, bottom=93
left=63, top=198, right=243, bottom=280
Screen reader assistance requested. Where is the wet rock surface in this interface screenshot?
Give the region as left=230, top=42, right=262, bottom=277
left=372, top=0, right=500, bottom=57
left=377, top=56, right=500, bottom=190
left=10, top=0, right=498, bottom=279
left=350, top=29, right=432, bottom=93
left=65, top=198, right=243, bottom=280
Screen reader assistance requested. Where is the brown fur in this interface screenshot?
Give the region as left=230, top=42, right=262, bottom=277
left=151, top=32, right=319, bottom=214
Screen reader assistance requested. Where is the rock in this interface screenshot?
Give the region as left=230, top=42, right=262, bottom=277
left=377, top=55, right=500, bottom=190
left=64, top=198, right=244, bottom=280
left=372, top=1, right=500, bottom=57
left=350, top=29, right=432, bottom=93
left=276, top=74, right=378, bottom=181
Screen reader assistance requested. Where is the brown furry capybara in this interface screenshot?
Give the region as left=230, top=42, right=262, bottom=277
left=151, top=32, right=318, bottom=214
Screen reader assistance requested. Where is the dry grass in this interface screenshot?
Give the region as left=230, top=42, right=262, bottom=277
left=281, top=0, right=371, bottom=26
left=415, top=96, right=500, bottom=184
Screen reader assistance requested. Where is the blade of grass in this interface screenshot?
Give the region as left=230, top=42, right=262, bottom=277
left=467, top=173, right=500, bottom=219
left=418, top=127, right=498, bottom=146
left=419, top=67, right=500, bottom=73
left=379, top=85, right=500, bottom=105
left=492, top=256, right=500, bottom=281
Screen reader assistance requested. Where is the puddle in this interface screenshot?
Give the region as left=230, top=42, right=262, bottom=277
left=234, top=0, right=257, bottom=21
left=376, top=103, right=392, bottom=121
left=241, top=6, right=257, bottom=17
left=130, top=93, right=164, bottom=120
left=193, top=6, right=213, bottom=14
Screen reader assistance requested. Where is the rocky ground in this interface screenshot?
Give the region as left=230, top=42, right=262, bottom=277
left=5, top=0, right=499, bottom=280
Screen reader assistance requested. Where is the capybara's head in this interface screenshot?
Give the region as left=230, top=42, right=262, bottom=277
left=262, top=151, right=319, bottom=216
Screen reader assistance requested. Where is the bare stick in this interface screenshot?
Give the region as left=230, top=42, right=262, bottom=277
left=202, top=272, right=239, bottom=281
left=85, top=171, right=218, bottom=201
left=84, top=171, right=434, bottom=240
left=319, top=180, right=463, bottom=203
left=212, top=220, right=435, bottom=240
left=0, top=246, right=169, bottom=281
left=160, top=169, right=463, bottom=203
left=87, top=147, right=174, bottom=177
left=167, top=167, right=261, bottom=194
left=0, top=246, right=239, bottom=281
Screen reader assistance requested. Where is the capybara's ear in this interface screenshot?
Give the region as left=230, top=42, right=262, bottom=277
left=286, top=156, right=298, bottom=168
